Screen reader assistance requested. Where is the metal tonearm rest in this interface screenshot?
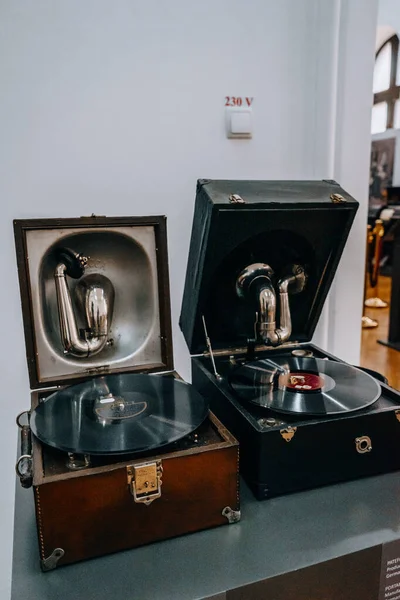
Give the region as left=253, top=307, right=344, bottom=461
left=236, top=263, right=306, bottom=346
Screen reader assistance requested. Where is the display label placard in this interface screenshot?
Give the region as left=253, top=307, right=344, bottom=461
left=379, top=540, right=400, bottom=600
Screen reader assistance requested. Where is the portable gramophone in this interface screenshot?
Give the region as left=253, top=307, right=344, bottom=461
left=13, top=216, right=239, bottom=570
left=180, top=179, right=400, bottom=500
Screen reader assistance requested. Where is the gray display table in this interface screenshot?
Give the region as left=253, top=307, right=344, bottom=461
left=11, top=472, right=400, bottom=600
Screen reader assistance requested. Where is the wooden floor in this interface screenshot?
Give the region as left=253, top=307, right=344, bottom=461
left=360, top=275, right=400, bottom=389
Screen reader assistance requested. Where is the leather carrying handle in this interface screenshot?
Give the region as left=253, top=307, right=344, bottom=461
left=16, top=412, right=33, bottom=489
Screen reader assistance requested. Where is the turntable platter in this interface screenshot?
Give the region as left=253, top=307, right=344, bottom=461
left=229, top=356, right=381, bottom=415
left=30, top=374, right=209, bottom=455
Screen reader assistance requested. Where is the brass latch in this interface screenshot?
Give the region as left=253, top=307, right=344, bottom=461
left=127, top=460, right=163, bottom=505
left=330, top=193, right=346, bottom=203
left=395, top=410, right=400, bottom=422
left=280, top=426, right=297, bottom=442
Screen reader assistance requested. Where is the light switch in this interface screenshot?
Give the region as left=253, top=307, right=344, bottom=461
left=227, top=109, right=252, bottom=139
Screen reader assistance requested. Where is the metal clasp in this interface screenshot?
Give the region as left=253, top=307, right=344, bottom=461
left=127, top=460, right=163, bottom=506
left=355, top=436, right=372, bottom=454
left=395, top=410, right=400, bottom=422
left=280, top=426, right=297, bottom=442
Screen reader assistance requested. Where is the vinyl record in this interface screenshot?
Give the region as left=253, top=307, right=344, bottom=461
left=30, top=374, right=209, bottom=455
left=229, top=356, right=381, bottom=415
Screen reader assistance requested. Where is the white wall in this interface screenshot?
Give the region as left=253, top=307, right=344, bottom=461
left=376, top=24, right=396, bottom=49
left=378, top=0, right=400, bottom=34
left=324, top=0, right=379, bottom=358
left=0, top=1, right=378, bottom=596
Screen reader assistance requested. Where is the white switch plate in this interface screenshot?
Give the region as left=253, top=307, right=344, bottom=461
left=226, top=108, right=252, bottom=139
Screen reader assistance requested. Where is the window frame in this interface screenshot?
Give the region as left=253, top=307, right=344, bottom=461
left=374, top=34, right=400, bottom=130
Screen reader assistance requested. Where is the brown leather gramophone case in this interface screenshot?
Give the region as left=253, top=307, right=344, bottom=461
left=14, top=215, right=239, bottom=570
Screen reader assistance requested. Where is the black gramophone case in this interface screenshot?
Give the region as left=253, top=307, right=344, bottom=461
left=180, top=179, right=400, bottom=500
left=13, top=215, right=239, bottom=570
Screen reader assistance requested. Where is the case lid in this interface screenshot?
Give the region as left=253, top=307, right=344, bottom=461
left=14, top=216, right=173, bottom=389
left=180, top=179, right=359, bottom=354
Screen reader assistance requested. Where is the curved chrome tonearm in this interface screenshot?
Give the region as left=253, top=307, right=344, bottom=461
left=54, top=248, right=115, bottom=357
left=236, top=263, right=306, bottom=346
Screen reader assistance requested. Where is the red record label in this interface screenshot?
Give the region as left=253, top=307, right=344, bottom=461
left=281, top=372, right=324, bottom=391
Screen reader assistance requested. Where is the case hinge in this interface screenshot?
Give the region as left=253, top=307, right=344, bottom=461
left=200, top=341, right=301, bottom=359
left=229, top=194, right=246, bottom=204
left=258, top=417, right=285, bottom=429
left=127, top=460, right=163, bottom=505
left=80, top=213, right=106, bottom=218
left=330, top=193, right=346, bottom=203
left=84, top=365, right=110, bottom=375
